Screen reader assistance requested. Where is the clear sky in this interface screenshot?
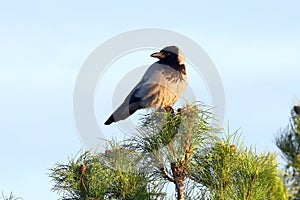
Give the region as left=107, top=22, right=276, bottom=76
left=0, top=1, right=299, bottom=199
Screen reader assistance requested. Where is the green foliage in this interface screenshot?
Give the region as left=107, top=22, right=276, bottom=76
left=49, top=148, right=163, bottom=200
left=191, top=134, right=287, bottom=200
left=276, top=104, right=300, bottom=199
left=124, top=103, right=217, bottom=199
left=50, top=103, right=288, bottom=200
left=124, top=103, right=287, bottom=199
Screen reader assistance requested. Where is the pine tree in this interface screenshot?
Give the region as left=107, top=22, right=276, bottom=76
left=276, top=104, right=300, bottom=199
left=50, top=103, right=287, bottom=200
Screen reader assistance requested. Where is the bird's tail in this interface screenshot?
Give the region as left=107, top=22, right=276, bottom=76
left=104, top=103, right=139, bottom=125
left=104, top=115, right=115, bottom=125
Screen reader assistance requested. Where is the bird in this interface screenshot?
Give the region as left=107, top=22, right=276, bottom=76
left=104, top=46, right=187, bottom=125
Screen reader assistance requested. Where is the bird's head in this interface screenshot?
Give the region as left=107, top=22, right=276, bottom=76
left=151, top=46, right=185, bottom=65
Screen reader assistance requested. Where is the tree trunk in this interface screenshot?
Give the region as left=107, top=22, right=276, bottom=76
left=172, top=162, right=185, bottom=200
left=175, top=178, right=185, bottom=200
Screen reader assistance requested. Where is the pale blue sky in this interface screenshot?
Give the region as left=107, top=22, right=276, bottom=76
left=0, top=1, right=299, bottom=199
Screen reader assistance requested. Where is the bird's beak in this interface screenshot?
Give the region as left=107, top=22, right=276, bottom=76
left=151, top=52, right=165, bottom=59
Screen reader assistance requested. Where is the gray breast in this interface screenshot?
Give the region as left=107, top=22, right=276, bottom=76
left=146, top=64, right=187, bottom=107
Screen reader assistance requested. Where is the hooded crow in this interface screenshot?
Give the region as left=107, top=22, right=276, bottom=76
left=104, top=46, right=187, bottom=125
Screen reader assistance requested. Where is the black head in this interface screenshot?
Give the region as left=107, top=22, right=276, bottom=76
left=151, top=46, right=185, bottom=65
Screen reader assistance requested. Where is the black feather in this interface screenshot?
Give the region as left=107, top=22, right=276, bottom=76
left=294, top=106, right=300, bottom=115
left=129, top=89, right=142, bottom=105
left=104, top=115, right=115, bottom=125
